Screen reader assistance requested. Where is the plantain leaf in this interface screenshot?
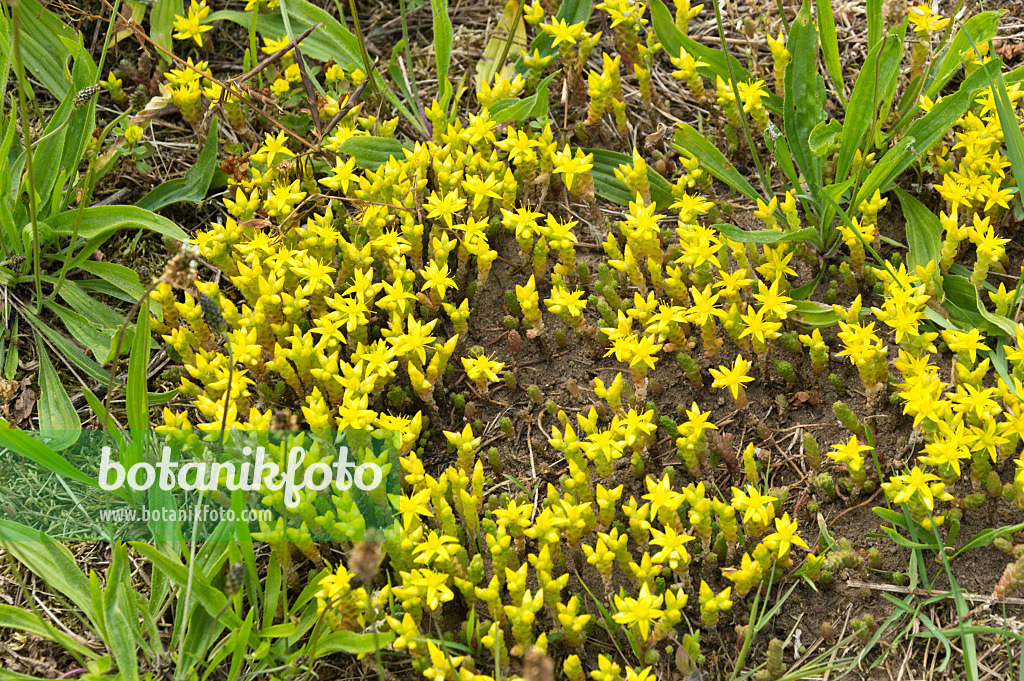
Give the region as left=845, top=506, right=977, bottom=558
left=312, top=630, right=396, bottom=657
left=103, top=544, right=140, bottom=680
left=77, top=261, right=146, bottom=300
left=783, top=1, right=825, bottom=191
left=0, top=604, right=93, bottom=658
left=44, top=205, right=187, bottom=242
left=137, top=118, right=219, bottom=211
left=808, top=119, right=842, bottom=157
left=130, top=542, right=244, bottom=629
left=855, top=59, right=1001, bottom=207
left=0, top=521, right=97, bottom=622
left=585, top=148, right=673, bottom=209
left=669, top=124, right=763, bottom=203
left=942, top=273, right=1016, bottom=337
left=34, top=337, right=81, bottom=451
left=12, top=0, right=79, bottom=99
left=151, top=0, right=181, bottom=57
left=339, top=136, right=405, bottom=170
left=0, top=427, right=97, bottom=487
left=836, top=33, right=903, bottom=181
left=714, top=224, right=819, bottom=244
left=127, top=300, right=151, bottom=462
left=951, top=523, right=1024, bottom=560
left=649, top=0, right=782, bottom=114
left=895, top=187, right=941, bottom=275
left=815, top=0, right=844, bottom=105
left=866, top=0, right=882, bottom=48
left=431, top=0, right=454, bottom=109
left=926, top=11, right=1003, bottom=98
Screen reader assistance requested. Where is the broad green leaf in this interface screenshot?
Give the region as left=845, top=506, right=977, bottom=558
left=855, top=59, right=1001, bottom=207
left=151, top=0, right=181, bottom=57
left=926, top=11, right=1003, bottom=98
left=714, top=223, right=818, bottom=244
left=942, top=273, right=1016, bottom=337
left=895, top=187, right=941, bottom=275
left=783, top=1, right=825, bottom=191
left=127, top=301, right=151, bottom=453
left=30, top=93, right=74, bottom=214
left=77, top=261, right=146, bottom=300
left=487, top=72, right=556, bottom=121
left=951, top=523, right=1024, bottom=560
left=475, top=0, right=527, bottom=89
left=989, top=69, right=1024, bottom=216
left=11, top=0, right=78, bottom=99
left=791, top=299, right=866, bottom=326
left=669, top=123, right=763, bottom=203
left=0, top=604, right=93, bottom=657
left=431, top=0, right=454, bottom=109
left=312, top=630, right=396, bottom=657
left=129, top=542, right=244, bottom=629
left=43, top=301, right=114, bottom=364
left=586, top=148, right=673, bottom=209
left=836, top=34, right=903, bottom=181
left=103, top=545, right=139, bottom=680
left=0, top=427, right=98, bottom=487
left=866, top=0, right=882, bottom=48
left=17, top=306, right=108, bottom=383
left=873, top=506, right=910, bottom=529
left=0, top=521, right=96, bottom=622
left=339, top=136, right=405, bottom=170
left=44, top=205, right=187, bottom=241
left=815, top=0, right=844, bottom=105
left=137, top=119, right=219, bottom=211
left=35, top=338, right=81, bottom=450
left=879, top=525, right=939, bottom=550
left=649, top=0, right=781, bottom=114
left=808, top=119, right=842, bottom=157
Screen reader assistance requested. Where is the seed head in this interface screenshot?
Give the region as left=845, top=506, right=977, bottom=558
left=223, top=561, right=244, bottom=596
left=348, top=540, right=382, bottom=584
left=74, top=85, right=102, bottom=107
left=197, top=291, right=225, bottom=331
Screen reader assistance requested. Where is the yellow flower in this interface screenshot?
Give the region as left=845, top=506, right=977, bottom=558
left=251, top=130, right=295, bottom=166
left=173, top=0, right=213, bottom=46
left=540, top=18, right=586, bottom=47
left=764, top=513, right=808, bottom=559
left=828, top=435, right=871, bottom=473
left=612, top=582, right=663, bottom=641
left=123, top=124, right=143, bottom=144
left=461, top=353, right=504, bottom=389
left=709, top=354, right=753, bottom=401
